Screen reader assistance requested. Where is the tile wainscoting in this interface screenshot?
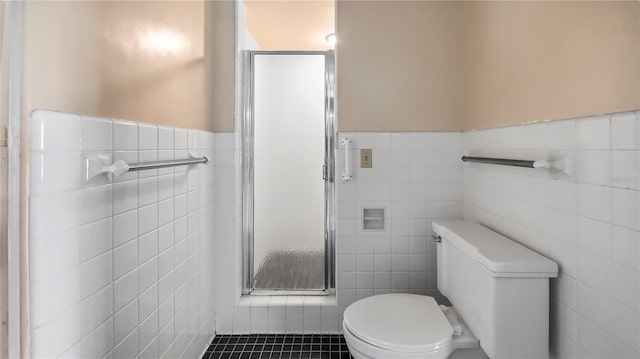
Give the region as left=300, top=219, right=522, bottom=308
left=334, top=132, right=462, bottom=306
left=216, top=112, right=640, bottom=359
left=28, top=109, right=640, bottom=359
left=214, top=132, right=463, bottom=334
left=29, top=111, right=217, bottom=358
left=462, top=111, right=640, bottom=359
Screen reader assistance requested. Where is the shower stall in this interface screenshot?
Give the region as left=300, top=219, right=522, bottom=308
left=241, top=51, right=336, bottom=294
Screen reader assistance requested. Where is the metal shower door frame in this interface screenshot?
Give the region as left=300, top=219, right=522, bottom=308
left=241, top=50, right=336, bottom=295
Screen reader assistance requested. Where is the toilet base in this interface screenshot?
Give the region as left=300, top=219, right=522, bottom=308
left=448, top=347, right=489, bottom=359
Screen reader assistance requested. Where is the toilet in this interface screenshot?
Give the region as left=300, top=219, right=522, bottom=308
left=343, top=220, right=558, bottom=359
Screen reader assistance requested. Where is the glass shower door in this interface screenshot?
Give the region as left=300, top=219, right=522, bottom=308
left=244, top=51, right=334, bottom=292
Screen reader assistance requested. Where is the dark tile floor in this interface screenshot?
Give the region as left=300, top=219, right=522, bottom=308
left=202, top=334, right=354, bottom=359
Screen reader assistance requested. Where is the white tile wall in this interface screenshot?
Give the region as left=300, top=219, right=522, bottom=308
left=214, top=131, right=463, bottom=334
left=214, top=110, right=638, bottom=359
left=462, top=111, right=640, bottom=359
left=212, top=133, right=243, bottom=333
left=335, top=132, right=462, bottom=315
left=30, top=110, right=216, bottom=358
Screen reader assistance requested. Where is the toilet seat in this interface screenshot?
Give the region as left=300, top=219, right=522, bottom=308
left=343, top=294, right=454, bottom=353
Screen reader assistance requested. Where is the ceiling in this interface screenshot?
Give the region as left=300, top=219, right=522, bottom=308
left=243, top=0, right=335, bottom=51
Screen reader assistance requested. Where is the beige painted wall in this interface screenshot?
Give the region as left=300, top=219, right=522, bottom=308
left=244, top=0, right=334, bottom=51
left=20, top=1, right=640, bottom=133
left=337, top=0, right=640, bottom=132
left=337, top=1, right=464, bottom=132
left=22, top=1, right=103, bottom=121
left=461, top=1, right=640, bottom=131
left=208, top=0, right=236, bottom=132
left=21, top=0, right=235, bottom=132
left=100, top=1, right=207, bottom=130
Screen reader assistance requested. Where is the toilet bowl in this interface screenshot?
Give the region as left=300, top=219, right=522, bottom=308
left=342, top=294, right=480, bottom=359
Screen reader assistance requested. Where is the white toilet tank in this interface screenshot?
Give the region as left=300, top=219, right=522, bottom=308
left=433, top=220, right=558, bottom=359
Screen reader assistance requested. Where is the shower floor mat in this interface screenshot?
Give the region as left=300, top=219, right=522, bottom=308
left=202, top=334, right=353, bottom=359
left=254, top=250, right=324, bottom=290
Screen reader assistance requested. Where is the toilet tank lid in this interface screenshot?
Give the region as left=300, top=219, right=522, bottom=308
left=433, top=220, right=558, bottom=277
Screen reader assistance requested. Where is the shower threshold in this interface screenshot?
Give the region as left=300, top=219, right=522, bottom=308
left=250, top=290, right=332, bottom=296
left=237, top=294, right=337, bottom=308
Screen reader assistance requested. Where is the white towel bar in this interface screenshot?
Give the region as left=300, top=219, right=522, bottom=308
left=86, top=154, right=209, bottom=180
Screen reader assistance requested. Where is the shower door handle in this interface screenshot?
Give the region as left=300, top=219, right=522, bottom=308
left=322, top=164, right=328, bottom=181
